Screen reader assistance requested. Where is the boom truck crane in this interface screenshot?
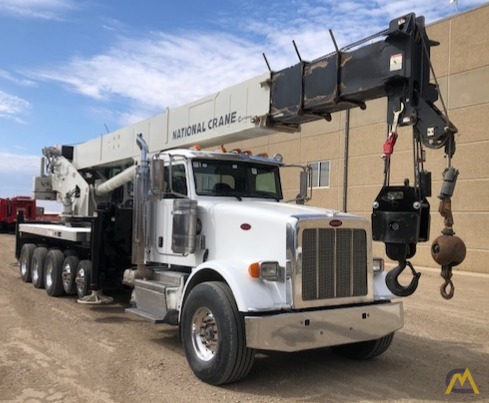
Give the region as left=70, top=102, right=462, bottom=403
left=15, top=13, right=466, bottom=385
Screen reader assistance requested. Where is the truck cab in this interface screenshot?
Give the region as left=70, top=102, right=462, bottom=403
left=146, top=149, right=284, bottom=265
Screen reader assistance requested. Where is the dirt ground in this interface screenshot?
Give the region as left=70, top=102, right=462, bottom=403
left=0, top=233, right=487, bottom=403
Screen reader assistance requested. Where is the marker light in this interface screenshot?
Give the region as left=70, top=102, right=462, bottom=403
left=273, top=153, right=283, bottom=163
left=189, top=145, right=202, bottom=151
left=248, top=261, right=284, bottom=281
left=373, top=258, right=384, bottom=273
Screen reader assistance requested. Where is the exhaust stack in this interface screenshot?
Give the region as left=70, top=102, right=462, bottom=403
left=132, top=134, right=153, bottom=279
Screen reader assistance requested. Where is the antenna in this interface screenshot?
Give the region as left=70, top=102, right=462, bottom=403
left=104, top=123, right=110, bottom=134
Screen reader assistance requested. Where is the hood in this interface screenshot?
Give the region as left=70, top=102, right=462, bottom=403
left=202, top=199, right=367, bottom=222
left=197, top=199, right=368, bottom=263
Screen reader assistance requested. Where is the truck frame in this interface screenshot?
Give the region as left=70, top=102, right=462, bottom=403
left=15, top=13, right=461, bottom=385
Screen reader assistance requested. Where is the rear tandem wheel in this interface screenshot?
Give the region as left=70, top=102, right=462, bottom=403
left=62, top=255, right=79, bottom=295
left=19, top=243, right=36, bottom=282
left=75, top=260, right=92, bottom=299
left=44, top=249, right=65, bottom=297
left=31, top=246, right=48, bottom=289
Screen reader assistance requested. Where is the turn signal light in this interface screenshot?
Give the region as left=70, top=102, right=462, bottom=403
left=248, top=261, right=284, bottom=281
left=248, top=262, right=261, bottom=278
left=373, top=258, right=384, bottom=273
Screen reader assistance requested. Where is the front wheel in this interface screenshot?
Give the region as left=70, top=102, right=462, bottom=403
left=181, top=282, right=255, bottom=385
left=331, top=332, right=395, bottom=360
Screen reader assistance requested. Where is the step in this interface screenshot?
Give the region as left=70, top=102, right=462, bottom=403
left=152, top=269, right=188, bottom=286
left=133, top=280, right=168, bottom=320
left=125, top=307, right=166, bottom=324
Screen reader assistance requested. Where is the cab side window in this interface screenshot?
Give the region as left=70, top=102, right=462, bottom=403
left=164, top=164, right=188, bottom=197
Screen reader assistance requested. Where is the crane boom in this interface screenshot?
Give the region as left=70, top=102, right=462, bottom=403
left=59, top=13, right=453, bottom=172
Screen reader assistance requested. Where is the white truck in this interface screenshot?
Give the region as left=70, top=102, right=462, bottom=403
left=15, top=13, right=464, bottom=385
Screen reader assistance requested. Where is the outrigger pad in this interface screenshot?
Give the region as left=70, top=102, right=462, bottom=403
left=78, top=290, right=114, bottom=305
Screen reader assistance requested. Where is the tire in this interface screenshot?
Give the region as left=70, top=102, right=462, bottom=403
left=331, top=332, right=395, bottom=360
left=62, top=255, right=79, bottom=295
left=19, top=243, right=36, bottom=282
left=44, top=249, right=65, bottom=297
left=181, top=281, right=255, bottom=385
left=31, top=246, right=48, bottom=289
left=75, top=260, right=92, bottom=298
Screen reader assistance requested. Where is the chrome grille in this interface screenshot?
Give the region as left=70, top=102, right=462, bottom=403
left=301, top=228, right=367, bottom=301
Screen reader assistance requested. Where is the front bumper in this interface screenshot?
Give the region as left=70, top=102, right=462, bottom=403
left=245, top=302, right=403, bottom=352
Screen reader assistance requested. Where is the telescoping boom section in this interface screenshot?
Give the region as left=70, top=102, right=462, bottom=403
left=71, top=73, right=274, bottom=171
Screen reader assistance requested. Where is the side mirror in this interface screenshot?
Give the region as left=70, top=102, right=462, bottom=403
left=296, top=168, right=311, bottom=205
left=150, top=158, right=166, bottom=198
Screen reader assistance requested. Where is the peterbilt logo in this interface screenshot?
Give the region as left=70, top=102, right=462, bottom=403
left=329, top=219, right=343, bottom=227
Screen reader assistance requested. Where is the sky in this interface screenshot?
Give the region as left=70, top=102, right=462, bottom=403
left=0, top=0, right=487, bottom=207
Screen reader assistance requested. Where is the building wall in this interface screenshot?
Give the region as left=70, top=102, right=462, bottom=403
left=225, top=4, right=489, bottom=274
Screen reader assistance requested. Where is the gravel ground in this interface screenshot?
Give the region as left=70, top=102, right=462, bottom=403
left=0, top=233, right=487, bottom=402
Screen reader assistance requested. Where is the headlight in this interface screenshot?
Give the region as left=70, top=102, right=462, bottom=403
left=248, top=261, right=284, bottom=282
left=373, top=258, right=384, bottom=273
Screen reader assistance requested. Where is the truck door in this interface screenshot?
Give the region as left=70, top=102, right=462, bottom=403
left=154, top=163, right=188, bottom=256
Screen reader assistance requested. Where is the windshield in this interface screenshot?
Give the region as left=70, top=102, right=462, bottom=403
left=192, top=159, right=283, bottom=200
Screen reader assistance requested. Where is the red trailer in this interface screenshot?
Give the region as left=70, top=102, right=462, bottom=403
left=0, top=196, right=36, bottom=232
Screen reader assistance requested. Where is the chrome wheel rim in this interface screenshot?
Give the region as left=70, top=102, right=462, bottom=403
left=31, top=260, right=39, bottom=283
left=191, top=307, right=218, bottom=361
left=75, top=268, right=85, bottom=295
left=20, top=256, right=28, bottom=277
left=62, top=262, right=73, bottom=289
left=45, top=260, right=53, bottom=289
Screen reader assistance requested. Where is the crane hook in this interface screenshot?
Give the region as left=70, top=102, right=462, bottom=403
left=386, top=260, right=421, bottom=297
left=440, top=265, right=455, bottom=299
